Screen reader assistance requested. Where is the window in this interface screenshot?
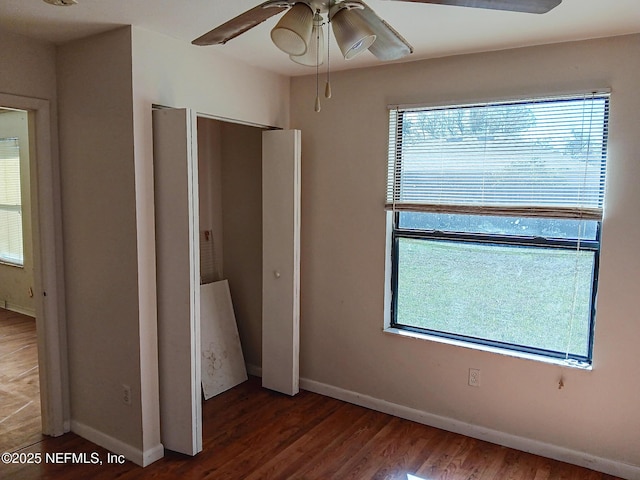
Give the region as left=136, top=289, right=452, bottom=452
left=0, top=136, right=24, bottom=266
left=386, top=93, right=609, bottom=364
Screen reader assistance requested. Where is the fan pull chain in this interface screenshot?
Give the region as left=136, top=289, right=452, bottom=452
left=325, top=14, right=332, bottom=99
left=314, top=12, right=321, bottom=112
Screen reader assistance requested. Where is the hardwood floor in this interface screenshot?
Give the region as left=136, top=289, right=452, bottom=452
left=0, top=308, right=42, bottom=454
left=1, top=375, right=622, bottom=480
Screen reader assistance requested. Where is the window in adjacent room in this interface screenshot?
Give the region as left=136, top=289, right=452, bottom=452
left=386, top=92, right=609, bottom=364
left=0, top=134, right=24, bottom=266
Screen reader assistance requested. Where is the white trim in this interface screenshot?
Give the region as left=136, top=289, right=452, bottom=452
left=3, top=301, right=36, bottom=318
left=387, top=88, right=612, bottom=112
left=0, top=92, right=69, bottom=438
left=71, top=420, right=164, bottom=467
left=152, top=104, right=275, bottom=130
left=196, top=111, right=274, bottom=130
left=383, top=327, right=592, bottom=370
left=299, top=377, right=640, bottom=480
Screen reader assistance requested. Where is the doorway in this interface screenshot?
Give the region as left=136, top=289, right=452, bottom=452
left=153, top=108, right=300, bottom=455
left=197, top=116, right=265, bottom=371
left=153, top=109, right=266, bottom=455
left=198, top=116, right=301, bottom=395
left=0, top=93, right=69, bottom=445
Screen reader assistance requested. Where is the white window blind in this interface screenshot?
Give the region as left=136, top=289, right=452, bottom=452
left=386, top=93, right=610, bottom=220
left=0, top=137, right=24, bottom=266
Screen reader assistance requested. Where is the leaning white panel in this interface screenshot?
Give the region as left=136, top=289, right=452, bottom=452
left=200, top=280, right=247, bottom=400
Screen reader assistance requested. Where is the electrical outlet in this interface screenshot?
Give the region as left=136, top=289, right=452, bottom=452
left=468, top=368, right=481, bottom=387
left=122, top=384, right=132, bottom=406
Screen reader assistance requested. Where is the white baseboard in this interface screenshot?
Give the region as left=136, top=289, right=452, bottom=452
left=300, top=377, right=640, bottom=480
left=71, top=420, right=164, bottom=467
left=3, top=301, right=36, bottom=317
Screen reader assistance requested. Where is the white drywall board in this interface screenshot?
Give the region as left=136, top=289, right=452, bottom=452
left=200, top=280, right=247, bottom=400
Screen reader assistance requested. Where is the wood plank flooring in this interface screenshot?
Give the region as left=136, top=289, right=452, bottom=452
left=0, top=308, right=42, bottom=454
left=1, top=375, right=622, bottom=480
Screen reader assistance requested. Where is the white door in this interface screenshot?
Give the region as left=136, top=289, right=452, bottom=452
left=152, top=108, right=202, bottom=456
left=262, top=129, right=301, bottom=396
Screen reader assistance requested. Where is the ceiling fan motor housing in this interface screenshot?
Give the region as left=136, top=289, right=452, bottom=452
left=43, top=0, right=78, bottom=6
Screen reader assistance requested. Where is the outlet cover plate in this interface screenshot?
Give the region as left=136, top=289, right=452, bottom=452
left=469, top=368, right=480, bottom=387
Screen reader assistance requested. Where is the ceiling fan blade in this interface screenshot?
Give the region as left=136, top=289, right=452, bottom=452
left=379, top=0, right=562, bottom=14
left=192, top=1, right=294, bottom=46
left=351, top=1, right=414, bottom=61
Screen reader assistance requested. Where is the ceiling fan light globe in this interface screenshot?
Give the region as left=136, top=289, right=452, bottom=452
left=290, top=23, right=324, bottom=66
left=270, top=2, right=314, bottom=56
left=331, top=8, right=376, bottom=60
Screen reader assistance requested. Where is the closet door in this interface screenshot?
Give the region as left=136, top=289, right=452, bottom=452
left=262, top=129, right=301, bottom=396
left=152, top=108, right=202, bottom=456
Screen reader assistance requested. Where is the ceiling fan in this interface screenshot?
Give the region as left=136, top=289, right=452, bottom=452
left=192, top=0, right=561, bottom=110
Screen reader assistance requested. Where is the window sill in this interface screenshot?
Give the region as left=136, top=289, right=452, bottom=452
left=0, top=260, right=24, bottom=269
left=383, top=327, right=593, bottom=370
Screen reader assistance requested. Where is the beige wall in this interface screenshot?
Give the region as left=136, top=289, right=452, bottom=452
left=0, top=30, right=57, bottom=101
left=0, top=110, right=34, bottom=314
left=220, top=122, right=263, bottom=369
left=291, top=33, right=640, bottom=471
left=197, top=118, right=224, bottom=284
left=131, top=27, right=290, bottom=128
left=57, top=27, right=146, bottom=454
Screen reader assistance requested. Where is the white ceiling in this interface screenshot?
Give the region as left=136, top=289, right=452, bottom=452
left=1, top=0, right=639, bottom=76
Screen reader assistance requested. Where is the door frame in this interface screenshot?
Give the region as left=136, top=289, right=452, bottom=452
left=0, top=92, right=69, bottom=437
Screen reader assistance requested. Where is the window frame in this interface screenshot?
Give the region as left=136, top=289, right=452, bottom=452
left=386, top=93, right=609, bottom=365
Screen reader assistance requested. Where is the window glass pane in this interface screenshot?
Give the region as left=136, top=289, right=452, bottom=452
left=0, top=141, right=21, bottom=204
left=398, top=212, right=598, bottom=240
left=395, top=238, right=594, bottom=358
left=0, top=136, right=23, bottom=265
left=0, top=210, right=23, bottom=264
